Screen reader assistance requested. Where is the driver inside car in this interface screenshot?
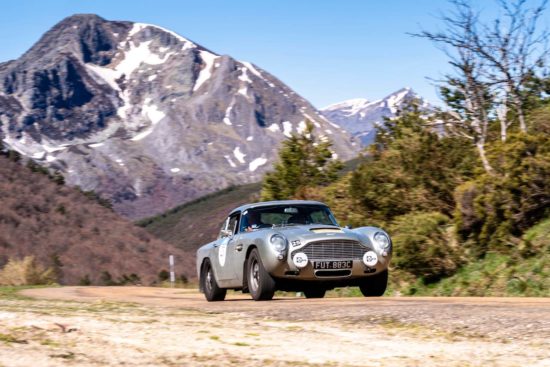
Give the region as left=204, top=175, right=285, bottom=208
left=244, top=211, right=264, bottom=232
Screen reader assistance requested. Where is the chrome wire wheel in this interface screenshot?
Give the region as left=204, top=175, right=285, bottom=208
left=205, top=267, right=213, bottom=294
left=249, top=259, right=260, bottom=293
left=246, top=248, right=276, bottom=301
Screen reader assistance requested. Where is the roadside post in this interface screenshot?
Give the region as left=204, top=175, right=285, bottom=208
left=169, top=255, right=175, bottom=288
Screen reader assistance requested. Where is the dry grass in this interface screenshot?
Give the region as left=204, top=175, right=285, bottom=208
left=0, top=256, right=56, bottom=286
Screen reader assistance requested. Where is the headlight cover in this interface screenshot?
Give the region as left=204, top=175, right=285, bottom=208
left=270, top=234, right=288, bottom=252
left=373, top=232, right=391, bottom=249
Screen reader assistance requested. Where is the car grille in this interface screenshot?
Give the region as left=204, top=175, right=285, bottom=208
left=297, top=239, right=366, bottom=260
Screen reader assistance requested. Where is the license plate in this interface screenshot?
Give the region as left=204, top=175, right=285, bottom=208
left=313, top=260, right=353, bottom=270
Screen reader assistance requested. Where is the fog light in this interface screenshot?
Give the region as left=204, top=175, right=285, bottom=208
left=292, top=252, right=308, bottom=268
left=363, top=251, right=378, bottom=267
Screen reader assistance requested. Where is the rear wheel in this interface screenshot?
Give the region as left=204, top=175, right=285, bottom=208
left=359, top=270, right=388, bottom=297
left=247, top=249, right=276, bottom=301
left=201, top=259, right=226, bottom=302
left=304, top=288, right=326, bottom=298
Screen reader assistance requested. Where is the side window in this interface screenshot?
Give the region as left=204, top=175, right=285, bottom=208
left=227, top=213, right=240, bottom=235
left=218, top=217, right=228, bottom=239
left=239, top=211, right=249, bottom=233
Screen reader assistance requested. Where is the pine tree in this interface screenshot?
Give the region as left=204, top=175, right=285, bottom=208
left=261, top=120, right=343, bottom=201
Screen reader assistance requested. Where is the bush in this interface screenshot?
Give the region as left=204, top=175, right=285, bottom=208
left=79, top=275, right=92, bottom=286
left=390, top=212, right=461, bottom=283
left=519, top=217, right=550, bottom=258
left=454, top=133, right=550, bottom=254
left=158, top=269, right=170, bottom=282
left=348, top=108, right=477, bottom=226
left=0, top=256, right=56, bottom=286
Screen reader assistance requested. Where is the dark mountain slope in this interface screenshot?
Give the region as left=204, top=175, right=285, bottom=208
left=0, top=154, right=194, bottom=284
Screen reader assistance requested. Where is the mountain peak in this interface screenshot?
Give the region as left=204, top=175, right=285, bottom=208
left=321, top=87, right=429, bottom=146
left=58, top=13, right=107, bottom=24
left=0, top=15, right=357, bottom=219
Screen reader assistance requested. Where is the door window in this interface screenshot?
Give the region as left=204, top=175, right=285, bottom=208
left=227, top=213, right=240, bottom=235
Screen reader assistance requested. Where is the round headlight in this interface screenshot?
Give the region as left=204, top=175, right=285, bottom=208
left=270, top=234, right=288, bottom=252
left=373, top=232, right=390, bottom=249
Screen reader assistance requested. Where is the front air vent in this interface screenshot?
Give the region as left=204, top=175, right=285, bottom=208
left=297, top=239, right=366, bottom=260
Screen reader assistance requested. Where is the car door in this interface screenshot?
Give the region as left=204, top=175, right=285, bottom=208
left=215, top=212, right=241, bottom=286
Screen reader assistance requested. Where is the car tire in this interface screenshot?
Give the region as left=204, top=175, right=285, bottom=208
left=303, top=288, right=326, bottom=298
left=359, top=270, right=388, bottom=297
left=247, top=248, right=276, bottom=301
left=201, top=259, right=226, bottom=302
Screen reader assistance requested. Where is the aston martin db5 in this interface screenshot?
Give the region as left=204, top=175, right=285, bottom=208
left=196, top=200, right=392, bottom=301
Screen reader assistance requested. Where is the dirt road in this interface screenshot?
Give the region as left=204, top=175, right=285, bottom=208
left=0, top=287, right=549, bottom=366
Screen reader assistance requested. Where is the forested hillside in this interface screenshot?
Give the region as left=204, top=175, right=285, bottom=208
left=0, top=149, right=194, bottom=285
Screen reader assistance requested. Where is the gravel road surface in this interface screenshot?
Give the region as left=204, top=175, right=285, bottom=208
left=0, top=286, right=547, bottom=366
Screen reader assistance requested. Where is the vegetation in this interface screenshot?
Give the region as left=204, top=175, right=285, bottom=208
left=0, top=256, right=56, bottom=286
left=258, top=0, right=550, bottom=295
left=138, top=183, right=261, bottom=253
left=261, top=120, right=343, bottom=201
left=0, top=152, right=193, bottom=285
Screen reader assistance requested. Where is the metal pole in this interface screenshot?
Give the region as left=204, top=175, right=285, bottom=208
left=169, top=255, right=175, bottom=288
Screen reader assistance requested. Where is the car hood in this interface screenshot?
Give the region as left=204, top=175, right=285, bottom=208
left=273, top=225, right=368, bottom=245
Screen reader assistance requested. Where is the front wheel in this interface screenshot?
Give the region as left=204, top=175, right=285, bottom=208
left=359, top=270, right=388, bottom=297
left=201, top=259, right=226, bottom=302
left=247, top=249, right=276, bottom=301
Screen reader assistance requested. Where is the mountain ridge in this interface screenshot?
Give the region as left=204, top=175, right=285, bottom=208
left=321, top=87, right=429, bottom=145
left=0, top=14, right=358, bottom=219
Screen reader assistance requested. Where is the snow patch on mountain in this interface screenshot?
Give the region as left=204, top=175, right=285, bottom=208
left=267, top=123, right=280, bottom=132
left=249, top=156, right=267, bottom=172
left=282, top=121, right=293, bottom=138
left=233, top=147, right=246, bottom=164
left=238, top=68, right=252, bottom=84
left=193, top=51, right=218, bottom=92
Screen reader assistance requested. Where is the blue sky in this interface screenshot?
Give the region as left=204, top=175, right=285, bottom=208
left=0, top=1, right=546, bottom=108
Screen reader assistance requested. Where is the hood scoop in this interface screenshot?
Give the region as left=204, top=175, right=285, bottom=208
left=310, top=228, right=344, bottom=234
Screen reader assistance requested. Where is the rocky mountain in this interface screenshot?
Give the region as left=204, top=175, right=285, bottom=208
left=321, top=87, right=429, bottom=146
left=0, top=152, right=194, bottom=285
left=0, top=14, right=358, bottom=219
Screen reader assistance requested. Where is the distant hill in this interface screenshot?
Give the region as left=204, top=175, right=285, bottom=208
left=0, top=153, right=194, bottom=285
left=138, top=183, right=261, bottom=253
left=137, top=158, right=364, bottom=254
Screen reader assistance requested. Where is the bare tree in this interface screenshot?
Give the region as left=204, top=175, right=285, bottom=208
left=414, top=0, right=549, bottom=142
left=470, top=0, right=550, bottom=134
left=441, top=50, right=495, bottom=173
left=414, top=1, right=495, bottom=173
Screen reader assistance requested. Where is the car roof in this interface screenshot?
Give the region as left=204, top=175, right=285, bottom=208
left=229, top=200, right=329, bottom=215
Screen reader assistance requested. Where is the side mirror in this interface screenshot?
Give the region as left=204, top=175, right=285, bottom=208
left=345, top=225, right=353, bottom=229
left=220, top=229, right=233, bottom=238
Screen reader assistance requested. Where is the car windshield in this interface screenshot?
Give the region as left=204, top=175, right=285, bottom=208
left=239, top=205, right=338, bottom=232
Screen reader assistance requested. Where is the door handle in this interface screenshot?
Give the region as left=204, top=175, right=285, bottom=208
left=235, top=244, right=243, bottom=252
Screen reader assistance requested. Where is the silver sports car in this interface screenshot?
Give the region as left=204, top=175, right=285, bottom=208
left=196, top=200, right=392, bottom=301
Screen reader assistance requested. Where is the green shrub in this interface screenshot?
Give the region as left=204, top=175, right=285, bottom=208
left=348, top=108, right=477, bottom=226
left=454, top=133, right=550, bottom=254
left=520, top=217, right=550, bottom=258
left=390, top=212, right=461, bottom=283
